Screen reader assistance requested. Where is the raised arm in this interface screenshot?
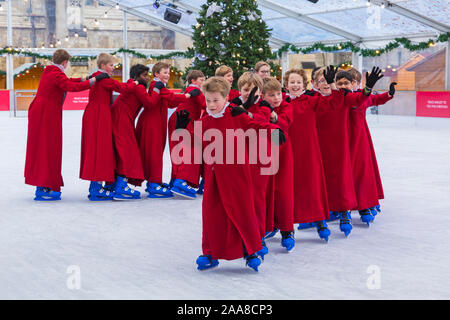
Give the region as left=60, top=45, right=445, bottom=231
left=54, top=71, right=93, bottom=92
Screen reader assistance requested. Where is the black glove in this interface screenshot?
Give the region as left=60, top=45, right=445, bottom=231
left=243, top=86, right=259, bottom=110
left=259, top=100, right=274, bottom=112
left=271, top=128, right=286, bottom=146
left=189, top=89, right=201, bottom=98
left=231, top=106, right=248, bottom=117
left=231, top=96, right=243, bottom=106
left=86, top=74, right=94, bottom=80
left=323, top=65, right=337, bottom=84
left=389, top=82, right=397, bottom=96
left=95, top=73, right=110, bottom=82
left=175, top=110, right=191, bottom=129
left=285, top=97, right=291, bottom=103
left=365, top=66, right=384, bottom=89
left=304, top=90, right=317, bottom=96
left=154, top=81, right=165, bottom=90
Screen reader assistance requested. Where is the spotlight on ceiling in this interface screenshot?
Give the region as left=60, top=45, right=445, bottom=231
left=164, top=7, right=182, bottom=24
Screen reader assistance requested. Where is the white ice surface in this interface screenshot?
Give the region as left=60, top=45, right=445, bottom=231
left=0, top=111, right=449, bottom=300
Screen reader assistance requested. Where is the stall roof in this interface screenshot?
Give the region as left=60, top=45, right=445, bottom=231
left=97, top=0, right=449, bottom=49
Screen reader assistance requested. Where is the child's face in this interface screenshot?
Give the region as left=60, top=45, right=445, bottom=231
left=287, top=73, right=305, bottom=95
left=352, top=81, right=360, bottom=91
left=316, top=75, right=332, bottom=96
left=336, top=77, right=353, bottom=91
left=240, top=83, right=260, bottom=103
left=205, top=91, right=228, bottom=115
left=101, top=62, right=115, bottom=76
left=256, top=65, right=271, bottom=79
left=192, top=77, right=206, bottom=88
left=155, top=68, right=171, bottom=84
left=224, top=72, right=234, bottom=85
left=137, top=71, right=150, bottom=85
left=263, top=90, right=283, bottom=108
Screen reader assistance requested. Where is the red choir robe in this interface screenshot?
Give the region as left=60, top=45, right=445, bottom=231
left=135, top=80, right=189, bottom=184
left=315, top=89, right=369, bottom=212
left=228, top=89, right=240, bottom=102
left=80, top=71, right=135, bottom=182
left=168, top=84, right=206, bottom=182
left=288, top=93, right=330, bottom=223
left=272, top=100, right=295, bottom=231
left=111, top=80, right=160, bottom=186
left=349, top=91, right=392, bottom=209
left=184, top=107, right=280, bottom=260
left=25, top=65, right=92, bottom=192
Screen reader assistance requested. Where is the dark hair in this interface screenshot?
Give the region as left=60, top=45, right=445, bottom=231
left=130, top=64, right=150, bottom=79
left=335, top=71, right=353, bottom=82
left=311, top=66, right=321, bottom=82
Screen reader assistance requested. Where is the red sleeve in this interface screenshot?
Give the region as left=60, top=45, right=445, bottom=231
left=330, top=89, right=369, bottom=110
left=136, top=85, right=159, bottom=109
left=275, top=104, right=294, bottom=133
left=69, top=78, right=82, bottom=82
left=104, top=78, right=135, bottom=94
left=159, top=87, right=189, bottom=108
left=369, top=92, right=393, bottom=106
left=54, top=71, right=91, bottom=92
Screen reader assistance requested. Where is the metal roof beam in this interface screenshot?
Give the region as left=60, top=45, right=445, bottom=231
left=258, top=0, right=362, bottom=42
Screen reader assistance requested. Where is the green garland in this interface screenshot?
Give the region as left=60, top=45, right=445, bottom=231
left=0, top=47, right=196, bottom=62
left=275, top=32, right=450, bottom=58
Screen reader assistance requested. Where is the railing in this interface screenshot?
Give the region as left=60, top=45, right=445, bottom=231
left=14, top=90, right=37, bottom=117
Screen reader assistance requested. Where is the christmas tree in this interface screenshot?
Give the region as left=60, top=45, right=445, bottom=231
left=190, top=0, right=273, bottom=86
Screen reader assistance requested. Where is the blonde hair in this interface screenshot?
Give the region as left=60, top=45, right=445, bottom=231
left=237, top=71, right=264, bottom=91
left=215, top=65, right=233, bottom=77
left=262, top=77, right=282, bottom=94
left=96, top=53, right=114, bottom=69
left=345, top=67, right=362, bottom=83
left=152, top=61, right=170, bottom=75
left=313, top=66, right=327, bottom=82
left=254, top=61, right=270, bottom=72
left=283, top=68, right=308, bottom=88
left=52, top=49, right=71, bottom=65
left=202, top=76, right=230, bottom=98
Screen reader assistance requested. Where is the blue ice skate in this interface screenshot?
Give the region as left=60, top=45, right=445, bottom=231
left=281, top=231, right=295, bottom=252
left=370, top=206, right=378, bottom=217
left=359, top=209, right=374, bottom=226
left=171, top=179, right=197, bottom=199
left=297, top=223, right=315, bottom=230
left=146, top=182, right=174, bottom=199
left=196, top=255, right=219, bottom=271
left=196, top=178, right=205, bottom=195
left=328, top=211, right=340, bottom=222
left=113, top=176, right=141, bottom=200
left=34, top=187, right=61, bottom=201
left=264, top=228, right=279, bottom=239
left=339, top=211, right=353, bottom=237
left=375, top=204, right=381, bottom=213
left=316, top=220, right=331, bottom=242
left=103, top=181, right=116, bottom=192
left=88, top=182, right=114, bottom=201
left=257, top=239, right=269, bottom=260
left=245, top=254, right=262, bottom=272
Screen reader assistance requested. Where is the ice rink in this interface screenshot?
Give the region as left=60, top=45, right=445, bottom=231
left=0, top=110, right=449, bottom=299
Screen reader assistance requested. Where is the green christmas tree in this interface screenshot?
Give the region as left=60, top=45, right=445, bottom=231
left=190, top=0, right=273, bottom=86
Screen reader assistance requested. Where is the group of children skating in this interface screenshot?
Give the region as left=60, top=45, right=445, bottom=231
left=24, top=49, right=396, bottom=272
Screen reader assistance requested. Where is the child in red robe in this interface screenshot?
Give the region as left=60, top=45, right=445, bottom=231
left=25, top=49, right=106, bottom=201
left=314, top=65, right=384, bottom=236
left=283, top=68, right=331, bottom=242
left=80, top=53, right=137, bottom=201
left=262, top=77, right=296, bottom=251
left=337, top=68, right=395, bottom=220
left=110, top=64, right=160, bottom=200
left=174, top=76, right=285, bottom=271
left=215, top=65, right=240, bottom=102
left=168, top=69, right=206, bottom=198
left=135, top=62, right=197, bottom=199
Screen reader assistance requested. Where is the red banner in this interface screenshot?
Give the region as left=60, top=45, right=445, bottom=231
left=0, top=90, right=10, bottom=111
left=63, top=90, right=90, bottom=110
left=416, top=91, right=450, bottom=118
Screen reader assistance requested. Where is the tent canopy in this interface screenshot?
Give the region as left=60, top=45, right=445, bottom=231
left=98, top=0, right=450, bottom=48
